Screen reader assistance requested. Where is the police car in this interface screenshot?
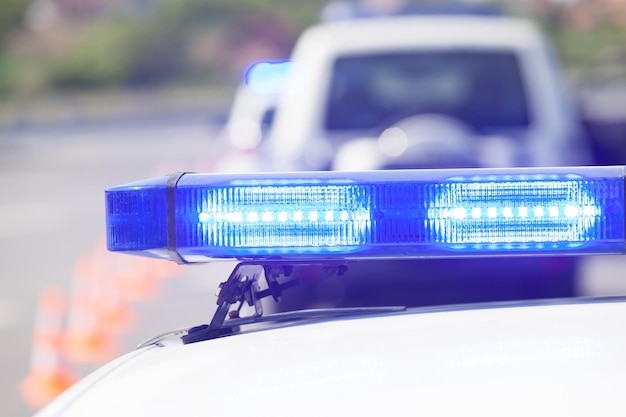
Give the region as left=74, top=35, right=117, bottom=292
left=215, top=4, right=590, bottom=174
left=35, top=165, right=626, bottom=416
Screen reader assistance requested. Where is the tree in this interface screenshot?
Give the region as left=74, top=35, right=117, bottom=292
left=0, top=0, right=30, bottom=49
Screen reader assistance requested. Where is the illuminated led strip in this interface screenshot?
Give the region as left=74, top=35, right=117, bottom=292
left=105, top=167, right=626, bottom=263
left=428, top=179, right=604, bottom=246
left=199, top=209, right=359, bottom=223
left=188, top=185, right=370, bottom=249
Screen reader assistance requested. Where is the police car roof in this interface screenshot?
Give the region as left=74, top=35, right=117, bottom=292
left=39, top=298, right=626, bottom=416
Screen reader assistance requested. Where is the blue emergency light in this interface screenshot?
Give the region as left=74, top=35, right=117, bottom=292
left=244, top=60, right=292, bottom=95
left=105, top=166, right=626, bottom=263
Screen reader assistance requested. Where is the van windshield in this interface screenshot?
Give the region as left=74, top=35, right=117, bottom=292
left=324, top=50, right=531, bottom=133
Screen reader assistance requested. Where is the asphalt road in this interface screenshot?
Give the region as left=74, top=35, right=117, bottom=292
left=0, top=118, right=235, bottom=417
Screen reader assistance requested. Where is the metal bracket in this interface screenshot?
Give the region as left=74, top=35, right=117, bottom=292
left=182, top=260, right=347, bottom=344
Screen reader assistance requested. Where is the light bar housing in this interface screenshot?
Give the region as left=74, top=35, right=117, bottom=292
left=105, top=166, right=626, bottom=263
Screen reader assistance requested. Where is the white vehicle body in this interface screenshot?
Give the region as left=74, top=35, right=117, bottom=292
left=259, top=15, right=588, bottom=171
left=37, top=298, right=626, bottom=416
left=211, top=84, right=280, bottom=173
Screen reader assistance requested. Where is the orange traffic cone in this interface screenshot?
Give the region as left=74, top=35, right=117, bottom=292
left=63, top=251, right=122, bottom=364
left=62, top=237, right=183, bottom=365
left=74, top=248, right=135, bottom=332
left=20, top=286, right=77, bottom=409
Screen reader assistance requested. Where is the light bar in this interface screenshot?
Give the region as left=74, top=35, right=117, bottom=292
left=244, top=60, right=292, bottom=95
left=105, top=166, right=626, bottom=263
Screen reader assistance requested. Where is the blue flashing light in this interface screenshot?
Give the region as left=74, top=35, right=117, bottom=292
left=244, top=60, right=292, bottom=95
left=105, top=167, right=626, bottom=263
left=428, top=177, right=608, bottom=248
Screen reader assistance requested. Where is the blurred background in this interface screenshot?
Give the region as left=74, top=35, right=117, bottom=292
left=1, top=0, right=626, bottom=416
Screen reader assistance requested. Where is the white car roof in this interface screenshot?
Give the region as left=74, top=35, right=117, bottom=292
left=294, top=15, right=544, bottom=56
left=42, top=298, right=626, bottom=416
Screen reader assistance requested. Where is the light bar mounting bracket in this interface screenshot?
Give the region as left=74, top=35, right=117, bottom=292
left=181, top=260, right=348, bottom=344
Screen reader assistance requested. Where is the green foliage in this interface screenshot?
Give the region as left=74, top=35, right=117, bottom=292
left=0, top=0, right=334, bottom=95
left=50, top=20, right=141, bottom=88
left=44, top=0, right=328, bottom=91
left=1, top=0, right=625, bottom=96
left=155, top=0, right=326, bottom=29
left=0, top=0, right=30, bottom=46
left=0, top=52, right=50, bottom=95
left=549, top=25, right=626, bottom=78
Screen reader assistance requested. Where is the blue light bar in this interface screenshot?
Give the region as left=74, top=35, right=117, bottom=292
left=105, top=167, right=626, bottom=263
left=244, top=60, right=292, bottom=95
